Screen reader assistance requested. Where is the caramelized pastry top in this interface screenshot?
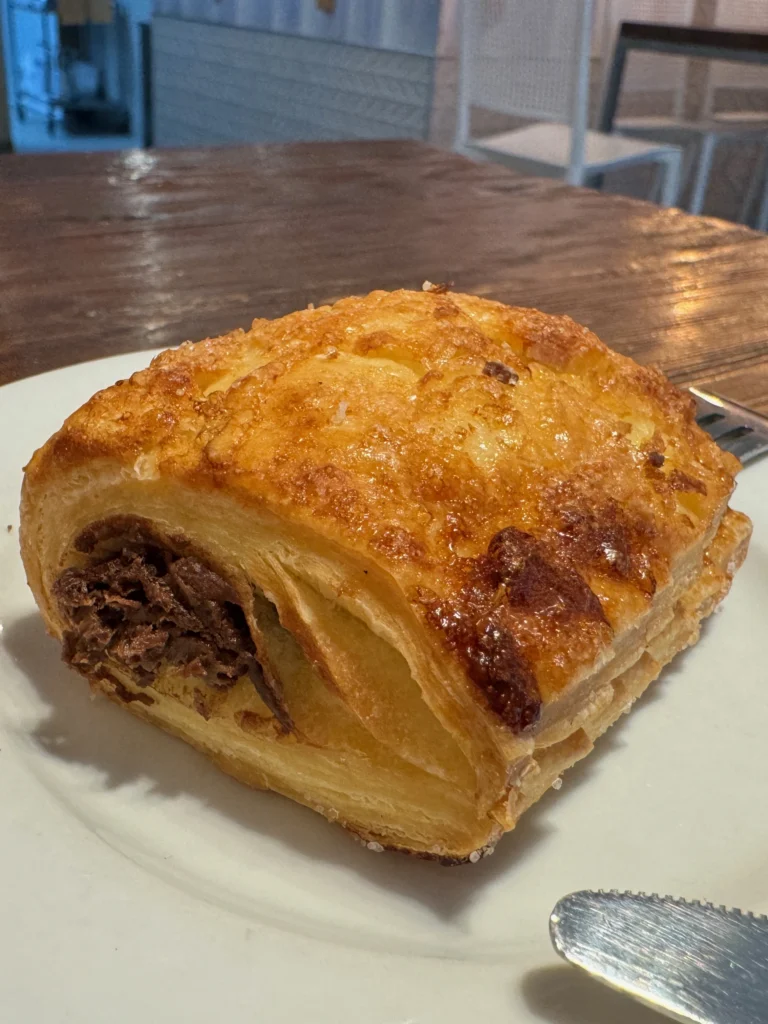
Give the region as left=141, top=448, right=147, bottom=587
left=29, top=289, right=740, bottom=726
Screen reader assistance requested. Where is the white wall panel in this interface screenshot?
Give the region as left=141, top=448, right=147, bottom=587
left=152, top=16, right=434, bottom=147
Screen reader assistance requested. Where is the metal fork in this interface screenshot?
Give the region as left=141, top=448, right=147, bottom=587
left=689, top=387, right=768, bottom=464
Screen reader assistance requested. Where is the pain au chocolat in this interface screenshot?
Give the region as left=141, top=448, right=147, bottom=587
left=21, top=288, right=750, bottom=862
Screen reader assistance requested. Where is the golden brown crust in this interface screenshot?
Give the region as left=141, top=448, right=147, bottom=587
left=25, top=289, right=739, bottom=725
left=20, top=289, right=750, bottom=859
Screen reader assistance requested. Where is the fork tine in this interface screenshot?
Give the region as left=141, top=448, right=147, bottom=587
left=696, top=412, right=726, bottom=428
left=725, top=432, right=768, bottom=461
left=689, top=386, right=726, bottom=412
left=705, top=420, right=754, bottom=442
left=688, top=386, right=768, bottom=464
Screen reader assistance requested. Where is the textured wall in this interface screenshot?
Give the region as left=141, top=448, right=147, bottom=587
left=152, top=0, right=440, bottom=56
left=152, top=16, right=434, bottom=147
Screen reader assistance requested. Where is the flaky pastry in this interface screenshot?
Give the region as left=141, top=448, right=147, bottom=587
left=21, top=289, right=750, bottom=861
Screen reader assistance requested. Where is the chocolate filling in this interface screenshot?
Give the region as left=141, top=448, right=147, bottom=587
left=53, top=518, right=290, bottom=726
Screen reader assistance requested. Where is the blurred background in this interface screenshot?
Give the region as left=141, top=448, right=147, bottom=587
left=1, top=1, right=768, bottom=224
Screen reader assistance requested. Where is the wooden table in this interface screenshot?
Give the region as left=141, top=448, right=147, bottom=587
left=2, top=139, right=768, bottom=412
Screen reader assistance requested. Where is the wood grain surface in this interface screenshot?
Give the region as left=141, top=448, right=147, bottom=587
left=1, top=140, right=767, bottom=411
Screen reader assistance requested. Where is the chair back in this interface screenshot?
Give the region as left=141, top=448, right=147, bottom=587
left=602, top=0, right=694, bottom=118
left=457, top=0, right=594, bottom=182
left=704, top=0, right=768, bottom=116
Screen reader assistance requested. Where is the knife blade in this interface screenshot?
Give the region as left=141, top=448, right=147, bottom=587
left=549, top=890, right=768, bottom=1023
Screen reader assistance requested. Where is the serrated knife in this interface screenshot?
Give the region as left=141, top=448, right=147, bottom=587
left=550, top=890, right=768, bottom=1023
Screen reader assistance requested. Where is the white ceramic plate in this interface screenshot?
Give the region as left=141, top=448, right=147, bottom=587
left=1, top=352, right=767, bottom=1024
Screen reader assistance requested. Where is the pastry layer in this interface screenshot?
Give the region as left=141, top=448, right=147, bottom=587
left=57, top=505, right=749, bottom=861
left=20, top=289, right=751, bottom=860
